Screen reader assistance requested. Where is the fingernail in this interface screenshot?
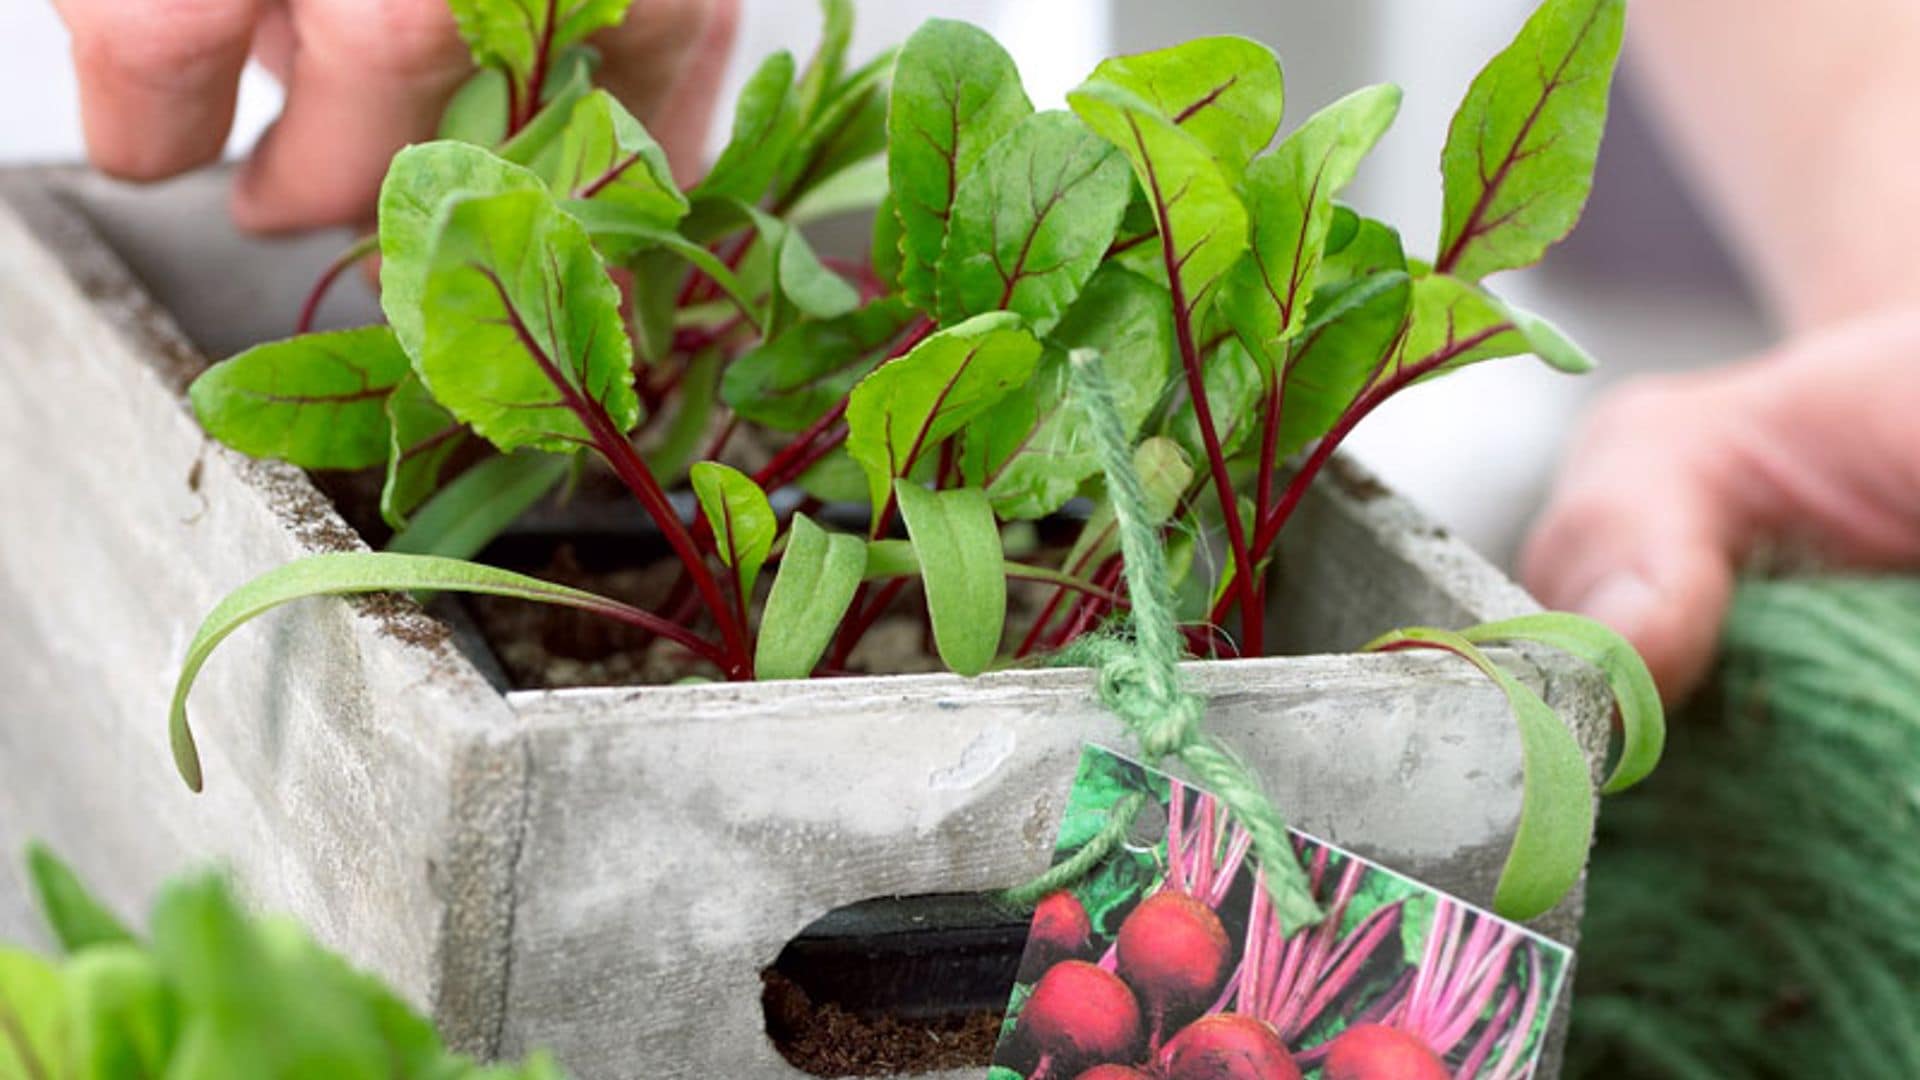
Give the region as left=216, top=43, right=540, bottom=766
left=1573, top=571, right=1659, bottom=639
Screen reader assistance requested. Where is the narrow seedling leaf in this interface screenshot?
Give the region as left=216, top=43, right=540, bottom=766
left=25, top=844, right=136, bottom=954
left=690, top=463, right=777, bottom=599
left=447, top=0, right=631, bottom=87
left=845, top=313, right=1042, bottom=509
left=386, top=451, right=570, bottom=561
left=795, top=0, right=855, bottom=119
left=696, top=50, right=803, bottom=203
left=420, top=188, right=640, bottom=453
left=1362, top=626, right=1595, bottom=920
left=1219, top=84, right=1400, bottom=365
left=888, top=19, right=1033, bottom=312
left=780, top=50, right=893, bottom=210
left=740, top=204, right=861, bottom=327
left=497, top=48, right=597, bottom=178
left=1435, top=0, right=1625, bottom=280
left=168, top=553, right=713, bottom=791
left=757, top=515, right=866, bottom=680
left=1087, top=36, right=1285, bottom=176
left=1461, top=612, right=1664, bottom=793
left=896, top=484, right=1006, bottom=675
left=936, top=110, right=1132, bottom=333
left=190, top=327, right=412, bottom=471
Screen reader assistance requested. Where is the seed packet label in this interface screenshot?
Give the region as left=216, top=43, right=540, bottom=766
left=987, top=745, right=1571, bottom=1080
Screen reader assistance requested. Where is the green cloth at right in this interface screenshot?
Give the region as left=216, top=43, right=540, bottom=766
left=1568, top=577, right=1920, bottom=1079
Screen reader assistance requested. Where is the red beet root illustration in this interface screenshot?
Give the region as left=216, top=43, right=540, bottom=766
left=1154, top=1013, right=1301, bottom=1080
left=1021, top=891, right=1094, bottom=977
left=1073, top=1067, right=1153, bottom=1080
left=1323, top=1024, right=1449, bottom=1080
left=1018, top=960, right=1144, bottom=1080
left=1116, top=892, right=1232, bottom=1048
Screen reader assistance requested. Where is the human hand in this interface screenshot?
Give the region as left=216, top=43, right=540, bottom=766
left=1521, top=308, right=1920, bottom=701
left=52, top=0, right=738, bottom=233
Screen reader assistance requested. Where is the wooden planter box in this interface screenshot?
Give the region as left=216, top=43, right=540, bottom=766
left=0, top=168, right=1609, bottom=1079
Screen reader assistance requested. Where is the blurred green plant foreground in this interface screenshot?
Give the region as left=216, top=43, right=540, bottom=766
left=0, top=845, right=566, bottom=1079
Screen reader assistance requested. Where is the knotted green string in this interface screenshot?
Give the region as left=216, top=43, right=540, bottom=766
left=1003, top=350, right=1322, bottom=934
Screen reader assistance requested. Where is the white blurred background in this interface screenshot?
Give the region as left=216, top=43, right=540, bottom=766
left=0, top=0, right=1767, bottom=569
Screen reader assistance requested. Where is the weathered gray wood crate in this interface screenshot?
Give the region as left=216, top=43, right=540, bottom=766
left=0, top=168, right=1608, bottom=1079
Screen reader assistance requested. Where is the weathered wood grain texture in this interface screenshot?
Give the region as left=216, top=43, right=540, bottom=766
left=0, top=168, right=1609, bottom=1079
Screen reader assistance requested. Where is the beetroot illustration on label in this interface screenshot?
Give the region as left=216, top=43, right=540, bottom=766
left=989, top=747, right=1571, bottom=1080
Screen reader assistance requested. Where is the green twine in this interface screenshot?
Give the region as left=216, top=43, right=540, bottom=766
left=1568, top=577, right=1920, bottom=1079
left=1003, top=350, right=1322, bottom=933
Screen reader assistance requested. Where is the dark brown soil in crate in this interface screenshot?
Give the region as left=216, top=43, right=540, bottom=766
left=764, top=971, right=1001, bottom=1077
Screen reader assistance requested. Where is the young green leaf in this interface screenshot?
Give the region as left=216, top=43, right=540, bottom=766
left=1219, top=84, right=1401, bottom=365
left=1069, top=81, right=1248, bottom=321
left=381, top=373, right=468, bottom=530
left=1315, top=215, right=1407, bottom=286
left=1270, top=271, right=1412, bottom=458
left=795, top=0, right=855, bottom=119
left=962, top=267, right=1173, bottom=519
left=845, top=312, right=1042, bottom=509
left=785, top=155, right=889, bottom=228
left=936, top=110, right=1132, bottom=332
left=779, top=48, right=893, bottom=209
left=1461, top=612, right=1665, bottom=793
left=497, top=47, right=597, bottom=177
left=378, top=142, right=546, bottom=361
left=696, top=50, right=802, bottom=203
left=1165, top=336, right=1265, bottom=462
left=26, top=844, right=135, bottom=954
left=386, top=452, right=570, bottom=561
left=551, top=90, right=688, bottom=234
left=870, top=191, right=905, bottom=292
left=447, top=0, right=631, bottom=85
left=643, top=349, right=721, bottom=479
left=888, top=19, right=1033, bottom=312
left=1435, top=0, right=1625, bottom=281
left=1394, top=273, right=1592, bottom=379
left=168, top=553, right=720, bottom=790
left=1062, top=437, right=1193, bottom=576
left=895, top=484, right=1006, bottom=676
left=739, top=204, right=861, bottom=326
left=756, top=515, right=866, bottom=680
left=63, top=945, right=177, bottom=1077
left=419, top=188, right=639, bottom=454
left=439, top=67, right=510, bottom=147
left=1086, top=36, right=1284, bottom=176
left=189, top=327, right=411, bottom=470
left=1362, top=626, right=1594, bottom=920
left=721, top=298, right=919, bottom=431
left=690, top=463, right=777, bottom=599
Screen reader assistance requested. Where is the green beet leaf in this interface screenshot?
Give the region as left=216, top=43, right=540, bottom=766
left=1435, top=0, right=1625, bottom=281
left=1087, top=36, right=1284, bottom=177
left=962, top=266, right=1173, bottom=519
left=1394, top=273, right=1593, bottom=381
left=387, top=451, right=569, bottom=561
left=696, top=50, right=802, bottom=204
left=795, top=0, right=855, bottom=120
left=936, top=110, right=1132, bottom=332
left=722, top=298, right=918, bottom=431
left=1316, top=214, right=1407, bottom=287
left=497, top=48, right=597, bottom=179
left=1362, top=627, right=1595, bottom=921
left=888, top=19, right=1033, bottom=313
left=550, top=91, right=688, bottom=236
left=1220, top=83, right=1400, bottom=367
left=1269, top=271, right=1412, bottom=459
left=895, top=484, right=1006, bottom=676
left=690, top=462, right=777, bottom=599
left=756, top=515, right=866, bottom=680
left=739, top=204, right=862, bottom=329
left=447, top=0, right=630, bottom=86
left=190, top=326, right=411, bottom=471
left=1069, top=80, right=1248, bottom=324
left=26, top=844, right=135, bottom=954
left=845, top=312, right=1042, bottom=510
left=779, top=48, right=893, bottom=209
left=0, top=948, right=70, bottom=1079
left=378, top=142, right=546, bottom=362
left=1062, top=436, right=1193, bottom=577
left=63, top=946, right=178, bottom=1078
left=381, top=373, right=469, bottom=530
left=1165, top=336, right=1265, bottom=463
left=419, top=188, right=640, bottom=454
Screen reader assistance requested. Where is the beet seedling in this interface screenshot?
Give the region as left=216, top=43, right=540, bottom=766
left=172, top=0, right=1663, bottom=922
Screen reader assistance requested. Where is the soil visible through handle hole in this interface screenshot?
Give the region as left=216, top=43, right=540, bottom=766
left=762, top=893, right=1031, bottom=1077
